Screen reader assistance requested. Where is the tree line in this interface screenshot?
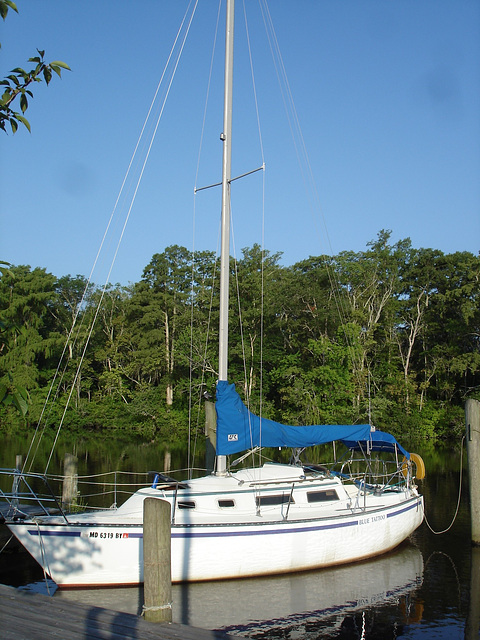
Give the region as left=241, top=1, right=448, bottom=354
left=1, top=231, right=479, bottom=444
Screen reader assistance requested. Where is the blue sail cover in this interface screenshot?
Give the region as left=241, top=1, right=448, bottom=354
left=215, top=381, right=410, bottom=458
left=342, top=431, right=409, bottom=458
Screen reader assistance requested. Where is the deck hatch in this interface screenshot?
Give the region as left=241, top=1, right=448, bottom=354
left=307, top=489, right=339, bottom=503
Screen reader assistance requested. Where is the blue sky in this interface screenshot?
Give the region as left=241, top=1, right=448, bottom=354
left=1, top=0, right=479, bottom=286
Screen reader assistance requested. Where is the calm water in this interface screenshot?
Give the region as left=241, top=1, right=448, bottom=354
left=1, top=435, right=479, bottom=639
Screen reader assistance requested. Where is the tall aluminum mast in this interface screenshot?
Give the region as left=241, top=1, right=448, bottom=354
left=217, top=0, right=234, bottom=476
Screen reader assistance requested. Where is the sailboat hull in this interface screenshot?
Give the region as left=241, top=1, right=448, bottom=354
left=6, top=488, right=423, bottom=587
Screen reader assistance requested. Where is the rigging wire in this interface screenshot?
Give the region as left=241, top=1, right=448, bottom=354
left=258, top=0, right=366, bottom=413
left=45, top=2, right=199, bottom=474
left=216, top=0, right=268, bottom=468
left=189, top=0, right=371, bottom=472
left=190, top=0, right=267, bottom=471
left=188, top=0, right=223, bottom=476
left=242, top=0, right=266, bottom=467
left=23, top=1, right=199, bottom=473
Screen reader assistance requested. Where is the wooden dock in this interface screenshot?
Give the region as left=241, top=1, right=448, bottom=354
left=0, top=584, right=241, bottom=640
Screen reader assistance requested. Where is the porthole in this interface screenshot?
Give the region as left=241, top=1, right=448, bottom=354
left=177, top=501, right=196, bottom=509
left=218, top=499, right=235, bottom=508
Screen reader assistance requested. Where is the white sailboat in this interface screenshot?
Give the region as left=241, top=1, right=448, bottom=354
left=4, top=0, right=424, bottom=587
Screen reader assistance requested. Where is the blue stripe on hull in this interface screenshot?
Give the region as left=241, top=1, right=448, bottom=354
left=387, top=500, right=420, bottom=518
left=25, top=498, right=421, bottom=540
left=27, top=529, right=81, bottom=537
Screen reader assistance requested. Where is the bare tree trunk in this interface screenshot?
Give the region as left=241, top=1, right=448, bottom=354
left=164, top=311, right=173, bottom=406
left=396, top=289, right=426, bottom=408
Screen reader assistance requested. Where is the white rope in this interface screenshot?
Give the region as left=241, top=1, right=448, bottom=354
left=424, top=435, right=465, bottom=535
left=360, top=610, right=366, bottom=640
left=0, top=534, right=14, bottom=554
left=142, top=602, right=173, bottom=614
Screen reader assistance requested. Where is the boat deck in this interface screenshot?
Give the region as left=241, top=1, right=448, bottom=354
left=0, top=584, right=240, bottom=640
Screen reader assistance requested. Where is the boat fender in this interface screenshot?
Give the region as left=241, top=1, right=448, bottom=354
left=401, top=453, right=426, bottom=480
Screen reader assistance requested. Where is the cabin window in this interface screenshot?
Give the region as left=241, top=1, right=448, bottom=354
left=307, top=489, right=339, bottom=503
left=218, top=499, right=235, bottom=508
left=256, top=494, right=294, bottom=507
left=177, top=501, right=196, bottom=509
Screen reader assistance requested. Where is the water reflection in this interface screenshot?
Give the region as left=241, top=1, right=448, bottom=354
left=50, top=543, right=423, bottom=637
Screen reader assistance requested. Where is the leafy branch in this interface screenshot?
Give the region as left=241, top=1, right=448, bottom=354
left=1, top=50, right=71, bottom=133
left=0, top=373, right=30, bottom=416
left=0, top=1, right=70, bottom=133
left=0, top=0, right=18, bottom=22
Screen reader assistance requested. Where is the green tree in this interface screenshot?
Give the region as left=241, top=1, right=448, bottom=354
left=334, top=230, right=412, bottom=422
left=395, top=248, right=443, bottom=413
left=175, top=249, right=218, bottom=399
left=93, top=283, right=132, bottom=402
left=0, top=265, right=61, bottom=425
left=128, top=246, right=194, bottom=405
left=422, top=251, right=480, bottom=406
left=229, top=245, right=283, bottom=403
left=281, top=255, right=341, bottom=351
left=268, top=254, right=352, bottom=423
left=0, top=261, right=30, bottom=415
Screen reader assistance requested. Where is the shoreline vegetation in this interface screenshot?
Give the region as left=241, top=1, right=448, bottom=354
left=1, top=232, right=479, bottom=443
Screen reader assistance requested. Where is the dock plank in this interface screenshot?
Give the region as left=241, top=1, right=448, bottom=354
left=0, top=584, right=241, bottom=640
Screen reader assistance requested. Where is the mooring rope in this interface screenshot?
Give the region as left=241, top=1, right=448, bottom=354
left=0, top=534, right=14, bottom=555
left=142, top=602, right=173, bottom=615
left=35, top=521, right=52, bottom=596
left=423, top=435, right=465, bottom=535
left=360, top=610, right=366, bottom=640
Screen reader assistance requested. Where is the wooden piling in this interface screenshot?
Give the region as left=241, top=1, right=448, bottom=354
left=12, top=455, right=22, bottom=504
left=143, top=497, right=172, bottom=623
left=164, top=449, right=172, bottom=474
left=205, top=400, right=216, bottom=474
left=465, top=546, right=480, bottom=640
left=465, top=398, right=480, bottom=546
left=61, top=453, right=78, bottom=511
